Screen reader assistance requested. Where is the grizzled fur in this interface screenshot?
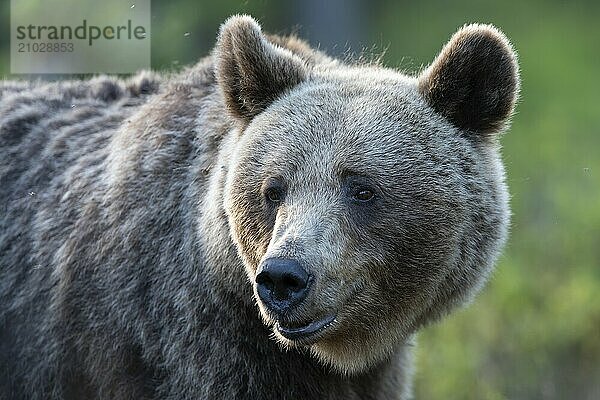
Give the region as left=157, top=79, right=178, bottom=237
left=0, top=15, right=519, bottom=400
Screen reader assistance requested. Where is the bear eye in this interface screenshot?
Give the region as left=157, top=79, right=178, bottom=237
left=263, top=178, right=286, bottom=205
left=353, top=188, right=375, bottom=202
left=265, top=187, right=283, bottom=203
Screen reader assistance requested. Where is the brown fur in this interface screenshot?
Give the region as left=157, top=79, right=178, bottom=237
left=0, top=15, right=519, bottom=399
left=418, top=24, right=520, bottom=135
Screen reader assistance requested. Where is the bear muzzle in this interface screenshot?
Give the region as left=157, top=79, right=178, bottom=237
left=275, top=314, right=337, bottom=343
left=255, top=258, right=311, bottom=312
left=255, top=258, right=338, bottom=343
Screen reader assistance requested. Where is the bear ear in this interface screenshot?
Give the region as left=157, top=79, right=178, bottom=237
left=418, top=24, right=520, bottom=137
left=214, top=15, right=308, bottom=122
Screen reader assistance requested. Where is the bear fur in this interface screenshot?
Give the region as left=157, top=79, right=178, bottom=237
left=0, top=15, right=519, bottom=400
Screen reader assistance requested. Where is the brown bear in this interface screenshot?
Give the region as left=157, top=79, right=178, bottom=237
left=0, top=15, right=519, bottom=400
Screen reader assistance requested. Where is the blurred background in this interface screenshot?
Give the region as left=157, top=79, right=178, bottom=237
left=1, top=0, right=598, bottom=398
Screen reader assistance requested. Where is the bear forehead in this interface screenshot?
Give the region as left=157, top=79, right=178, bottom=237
left=293, top=67, right=421, bottom=111
left=252, top=66, right=445, bottom=137
left=243, top=72, right=457, bottom=166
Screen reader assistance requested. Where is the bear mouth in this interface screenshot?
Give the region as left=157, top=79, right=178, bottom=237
left=275, top=314, right=336, bottom=343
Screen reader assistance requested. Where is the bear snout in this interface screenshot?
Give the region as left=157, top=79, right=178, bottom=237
left=255, top=258, right=312, bottom=314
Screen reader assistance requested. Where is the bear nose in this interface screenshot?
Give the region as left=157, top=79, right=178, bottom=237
left=255, top=258, right=311, bottom=313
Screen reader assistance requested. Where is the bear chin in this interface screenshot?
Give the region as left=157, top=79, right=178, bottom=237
left=307, top=331, right=407, bottom=375
left=268, top=312, right=409, bottom=375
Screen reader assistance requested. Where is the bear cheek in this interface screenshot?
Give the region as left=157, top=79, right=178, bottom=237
left=341, top=223, right=445, bottom=327
left=227, top=192, right=275, bottom=274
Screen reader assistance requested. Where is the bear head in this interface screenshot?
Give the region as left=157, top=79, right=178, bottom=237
left=215, top=15, right=519, bottom=374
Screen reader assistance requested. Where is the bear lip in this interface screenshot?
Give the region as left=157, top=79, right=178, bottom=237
left=276, top=314, right=336, bottom=342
